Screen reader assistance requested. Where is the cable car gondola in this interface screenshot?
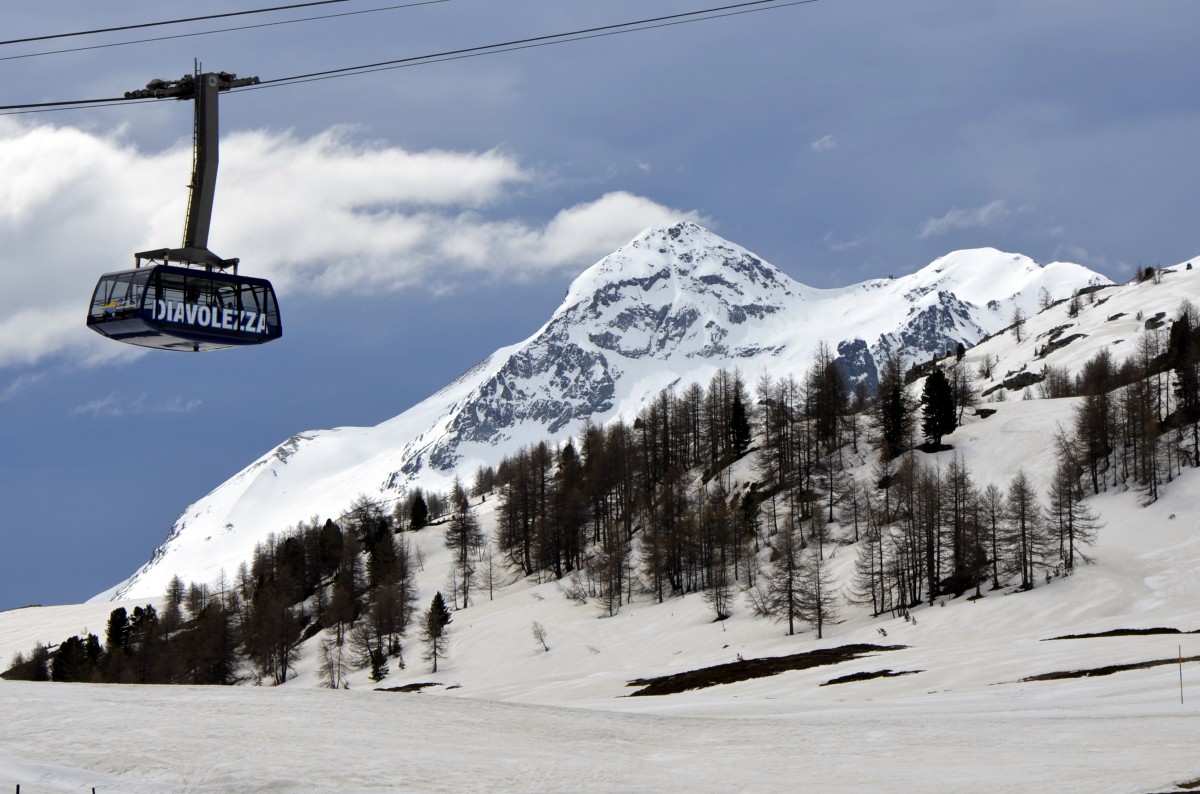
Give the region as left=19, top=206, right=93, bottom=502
left=87, top=260, right=280, bottom=352
left=86, top=70, right=282, bottom=352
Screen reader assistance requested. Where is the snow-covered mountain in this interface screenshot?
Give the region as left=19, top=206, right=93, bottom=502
left=100, top=222, right=1109, bottom=600
left=13, top=235, right=1200, bottom=792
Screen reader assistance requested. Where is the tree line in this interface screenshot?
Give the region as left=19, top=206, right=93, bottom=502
left=3, top=497, right=453, bottom=687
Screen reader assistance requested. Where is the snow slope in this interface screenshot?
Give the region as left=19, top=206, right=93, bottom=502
left=101, top=223, right=1109, bottom=602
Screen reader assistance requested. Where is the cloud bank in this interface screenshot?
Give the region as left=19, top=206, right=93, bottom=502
left=0, top=120, right=698, bottom=369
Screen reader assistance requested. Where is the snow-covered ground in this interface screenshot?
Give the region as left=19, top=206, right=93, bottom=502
left=1, top=671, right=1197, bottom=793
left=5, top=399, right=1200, bottom=791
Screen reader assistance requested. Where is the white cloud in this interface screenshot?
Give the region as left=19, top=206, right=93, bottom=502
left=0, top=120, right=694, bottom=369
left=0, top=372, right=45, bottom=402
left=822, top=229, right=865, bottom=252
left=71, top=392, right=203, bottom=418
left=917, top=199, right=1011, bottom=239
left=811, top=134, right=837, bottom=152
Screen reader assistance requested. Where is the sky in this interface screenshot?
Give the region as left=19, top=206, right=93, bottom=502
left=2, top=0, right=1199, bottom=611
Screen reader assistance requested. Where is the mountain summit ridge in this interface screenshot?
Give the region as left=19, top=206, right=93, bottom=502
left=101, top=222, right=1110, bottom=600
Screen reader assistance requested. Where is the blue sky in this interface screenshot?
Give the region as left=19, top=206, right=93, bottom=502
left=2, top=0, right=1199, bottom=610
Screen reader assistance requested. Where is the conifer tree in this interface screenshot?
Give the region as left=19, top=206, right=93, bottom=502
left=808, top=342, right=847, bottom=453
left=163, top=575, right=186, bottom=634
left=1006, top=470, right=1046, bottom=590
left=317, top=636, right=350, bottom=689
left=104, top=607, right=130, bottom=655
left=920, top=369, right=957, bottom=447
left=444, top=480, right=484, bottom=608
left=702, top=558, right=735, bottom=622
left=730, top=389, right=752, bottom=454
left=1046, top=434, right=1102, bottom=570
left=409, top=490, right=429, bottom=531
left=796, top=547, right=839, bottom=639
left=369, top=646, right=389, bottom=682
left=876, top=355, right=912, bottom=459
left=51, top=635, right=100, bottom=682
left=422, top=592, right=453, bottom=673
left=755, top=526, right=804, bottom=635
left=1011, top=307, right=1026, bottom=342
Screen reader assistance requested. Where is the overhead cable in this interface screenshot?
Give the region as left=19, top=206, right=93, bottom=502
left=0, top=0, right=817, bottom=115
left=0, top=0, right=353, bottom=47
left=253, top=0, right=817, bottom=88
left=0, top=0, right=450, bottom=64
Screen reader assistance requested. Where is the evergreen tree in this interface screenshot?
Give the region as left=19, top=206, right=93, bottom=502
left=422, top=592, right=453, bottom=673
left=876, top=355, right=912, bottom=459
left=409, top=490, right=429, bottom=531
left=163, top=575, right=186, bottom=634
left=1169, top=300, right=1200, bottom=464
left=1074, top=348, right=1117, bottom=495
left=920, top=368, right=957, bottom=446
left=730, top=389, right=752, bottom=454
left=51, top=634, right=100, bottom=682
left=104, top=607, right=130, bottom=655
left=127, top=604, right=162, bottom=684
left=808, top=342, right=847, bottom=453
left=193, top=596, right=239, bottom=685
left=369, top=646, right=390, bottom=682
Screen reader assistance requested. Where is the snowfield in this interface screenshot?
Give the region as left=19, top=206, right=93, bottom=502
left=1, top=674, right=1197, bottom=793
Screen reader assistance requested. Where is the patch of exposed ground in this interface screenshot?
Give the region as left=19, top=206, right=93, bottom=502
left=821, top=669, right=922, bottom=686
left=1021, top=656, right=1200, bottom=682
left=1045, top=627, right=1200, bottom=641
left=626, top=643, right=906, bottom=697
left=1144, top=777, right=1200, bottom=794
left=376, top=682, right=441, bottom=693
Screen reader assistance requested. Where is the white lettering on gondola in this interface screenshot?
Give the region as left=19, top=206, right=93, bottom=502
left=153, top=300, right=268, bottom=334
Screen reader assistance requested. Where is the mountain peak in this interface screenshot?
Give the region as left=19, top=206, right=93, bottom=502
left=905, top=248, right=1107, bottom=308
left=560, top=221, right=798, bottom=317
